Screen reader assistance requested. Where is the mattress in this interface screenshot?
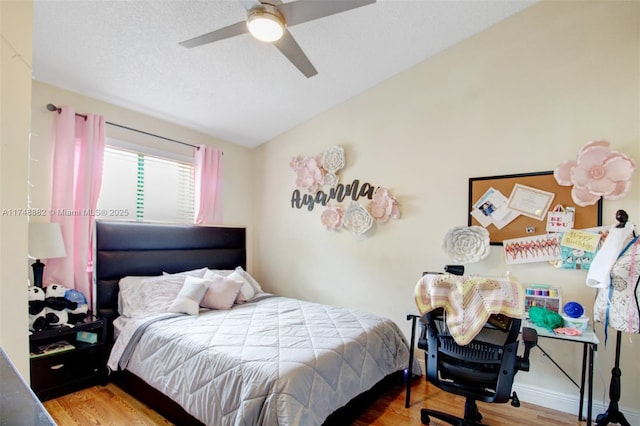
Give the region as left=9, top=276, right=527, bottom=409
left=107, top=295, right=411, bottom=426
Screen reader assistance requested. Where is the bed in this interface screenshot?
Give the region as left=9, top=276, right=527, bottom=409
left=94, top=220, right=412, bottom=426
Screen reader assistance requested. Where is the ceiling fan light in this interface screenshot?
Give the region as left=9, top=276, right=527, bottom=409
left=247, top=10, right=284, bottom=42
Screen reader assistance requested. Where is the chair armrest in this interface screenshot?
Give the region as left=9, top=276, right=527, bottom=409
left=515, top=327, right=538, bottom=372
left=522, top=327, right=538, bottom=352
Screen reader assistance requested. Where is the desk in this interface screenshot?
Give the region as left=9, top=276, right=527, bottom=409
left=522, top=319, right=599, bottom=425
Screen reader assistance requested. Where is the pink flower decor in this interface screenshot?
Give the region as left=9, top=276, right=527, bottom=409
left=368, top=187, right=400, bottom=223
left=321, top=205, right=344, bottom=231
left=554, top=140, right=636, bottom=207
left=290, top=156, right=325, bottom=193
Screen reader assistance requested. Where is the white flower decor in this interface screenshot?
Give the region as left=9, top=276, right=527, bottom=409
left=342, top=202, right=374, bottom=235
left=322, top=145, right=345, bottom=174
left=324, top=172, right=339, bottom=188
left=442, top=226, right=491, bottom=264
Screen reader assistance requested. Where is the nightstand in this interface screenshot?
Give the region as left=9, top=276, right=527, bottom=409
left=29, top=315, right=107, bottom=401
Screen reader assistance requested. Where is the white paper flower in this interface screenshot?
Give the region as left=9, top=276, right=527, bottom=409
left=324, top=172, right=339, bottom=188
left=322, top=145, right=345, bottom=173
left=442, top=226, right=491, bottom=264
left=342, top=202, right=373, bottom=235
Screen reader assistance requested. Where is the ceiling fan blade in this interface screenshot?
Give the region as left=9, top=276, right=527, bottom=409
left=273, top=29, right=317, bottom=78
left=179, top=21, right=248, bottom=48
left=278, top=0, right=375, bottom=27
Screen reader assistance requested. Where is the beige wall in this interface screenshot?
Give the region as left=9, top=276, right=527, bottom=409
left=1, top=0, right=33, bottom=378
left=253, top=0, right=640, bottom=416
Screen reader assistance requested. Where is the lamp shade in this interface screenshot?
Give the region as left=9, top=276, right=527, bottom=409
left=28, top=222, right=66, bottom=260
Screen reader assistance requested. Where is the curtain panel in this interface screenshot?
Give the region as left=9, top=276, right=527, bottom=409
left=194, top=145, right=222, bottom=225
left=45, top=106, right=105, bottom=304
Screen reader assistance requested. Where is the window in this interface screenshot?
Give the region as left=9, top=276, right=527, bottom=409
left=97, top=145, right=195, bottom=223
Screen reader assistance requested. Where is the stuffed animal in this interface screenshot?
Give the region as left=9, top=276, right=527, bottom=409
left=64, top=288, right=89, bottom=323
left=28, top=286, right=48, bottom=332
left=45, top=284, right=77, bottom=327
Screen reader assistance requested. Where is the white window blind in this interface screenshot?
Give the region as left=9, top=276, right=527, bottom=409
left=98, top=146, right=195, bottom=223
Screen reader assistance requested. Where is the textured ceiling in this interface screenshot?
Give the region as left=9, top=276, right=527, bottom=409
left=33, top=0, right=536, bottom=148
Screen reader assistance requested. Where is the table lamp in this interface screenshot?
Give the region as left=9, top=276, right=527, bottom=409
left=28, top=222, right=66, bottom=288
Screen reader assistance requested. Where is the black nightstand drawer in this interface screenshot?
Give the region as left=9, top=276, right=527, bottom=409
left=31, top=346, right=102, bottom=396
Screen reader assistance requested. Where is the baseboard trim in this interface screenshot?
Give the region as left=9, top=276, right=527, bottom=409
left=415, top=358, right=640, bottom=424
left=512, top=382, right=640, bottom=425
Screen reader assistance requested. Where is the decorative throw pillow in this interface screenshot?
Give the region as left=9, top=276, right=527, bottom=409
left=200, top=275, right=244, bottom=310
left=168, top=276, right=208, bottom=315
left=234, top=266, right=264, bottom=294
left=204, top=266, right=264, bottom=303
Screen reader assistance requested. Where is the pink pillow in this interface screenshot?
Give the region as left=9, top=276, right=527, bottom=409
left=200, top=275, right=244, bottom=310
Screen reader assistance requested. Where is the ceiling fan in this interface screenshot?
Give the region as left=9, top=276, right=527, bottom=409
left=179, top=0, right=376, bottom=78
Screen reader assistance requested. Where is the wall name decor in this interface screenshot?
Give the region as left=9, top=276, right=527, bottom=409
left=290, top=145, right=400, bottom=235
left=290, top=179, right=376, bottom=212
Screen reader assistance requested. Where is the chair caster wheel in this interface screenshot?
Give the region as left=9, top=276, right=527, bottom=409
left=420, top=410, right=431, bottom=424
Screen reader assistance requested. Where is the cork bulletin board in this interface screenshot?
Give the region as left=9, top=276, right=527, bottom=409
left=468, top=171, right=603, bottom=245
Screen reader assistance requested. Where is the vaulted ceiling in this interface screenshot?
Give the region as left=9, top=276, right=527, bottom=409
left=33, top=0, right=535, bottom=148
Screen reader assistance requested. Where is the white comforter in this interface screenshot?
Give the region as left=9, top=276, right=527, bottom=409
left=108, top=296, right=411, bottom=426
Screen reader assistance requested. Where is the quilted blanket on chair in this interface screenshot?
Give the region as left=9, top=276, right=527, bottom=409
left=108, top=296, right=410, bottom=426
left=414, top=274, right=524, bottom=345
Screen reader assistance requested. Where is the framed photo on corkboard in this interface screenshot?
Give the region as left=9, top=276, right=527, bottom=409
left=468, top=171, right=603, bottom=245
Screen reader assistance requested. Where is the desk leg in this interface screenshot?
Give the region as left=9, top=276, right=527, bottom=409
left=579, top=344, right=587, bottom=421
left=588, top=344, right=595, bottom=426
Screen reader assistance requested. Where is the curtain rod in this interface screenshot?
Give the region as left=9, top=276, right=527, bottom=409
left=46, top=103, right=199, bottom=150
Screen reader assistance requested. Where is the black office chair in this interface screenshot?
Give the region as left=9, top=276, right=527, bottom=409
left=418, top=308, right=538, bottom=425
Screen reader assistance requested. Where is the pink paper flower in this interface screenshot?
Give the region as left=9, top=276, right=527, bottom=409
left=368, top=187, right=400, bottom=223
left=321, top=206, right=344, bottom=231
left=554, top=140, right=635, bottom=207
left=290, top=156, right=325, bottom=194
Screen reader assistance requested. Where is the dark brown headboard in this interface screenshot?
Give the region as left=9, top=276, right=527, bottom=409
left=94, top=220, right=246, bottom=340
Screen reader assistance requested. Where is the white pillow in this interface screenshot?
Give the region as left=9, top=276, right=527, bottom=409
left=204, top=266, right=264, bottom=303
left=200, top=275, right=244, bottom=310
left=162, top=267, right=208, bottom=278
left=168, top=276, right=208, bottom=315
left=117, top=276, right=155, bottom=316
left=119, top=275, right=185, bottom=317
left=235, top=266, right=264, bottom=293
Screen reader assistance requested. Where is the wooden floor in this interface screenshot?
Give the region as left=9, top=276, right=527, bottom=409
left=44, top=379, right=585, bottom=425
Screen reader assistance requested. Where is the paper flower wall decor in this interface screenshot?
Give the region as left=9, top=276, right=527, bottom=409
left=289, top=155, right=325, bottom=194
left=342, top=202, right=374, bottom=235
left=368, top=187, right=401, bottom=223
left=322, top=145, right=345, bottom=188
left=290, top=145, right=400, bottom=236
left=442, top=226, right=491, bottom=264
left=320, top=205, right=344, bottom=231
left=554, top=140, right=636, bottom=207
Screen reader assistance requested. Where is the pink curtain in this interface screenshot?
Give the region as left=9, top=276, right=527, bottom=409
left=194, top=145, right=223, bottom=224
left=45, top=106, right=105, bottom=304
